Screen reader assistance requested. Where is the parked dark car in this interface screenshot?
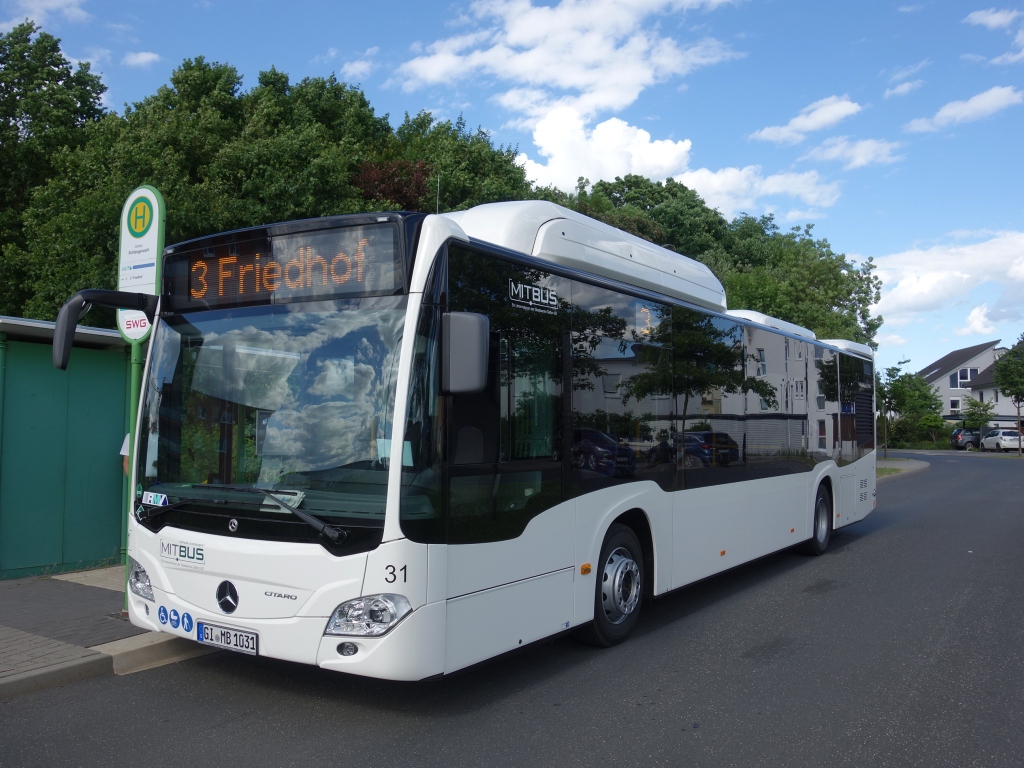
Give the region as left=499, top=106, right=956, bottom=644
left=950, top=427, right=981, bottom=450
left=647, top=434, right=716, bottom=469
left=687, top=431, right=740, bottom=465
left=573, top=428, right=636, bottom=476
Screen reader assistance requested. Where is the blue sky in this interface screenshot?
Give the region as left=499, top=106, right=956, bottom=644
left=4, top=0, right=1024, bottom=373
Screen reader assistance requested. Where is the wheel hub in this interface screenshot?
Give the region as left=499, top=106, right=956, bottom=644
left=601, top=547, right=641, bottom=625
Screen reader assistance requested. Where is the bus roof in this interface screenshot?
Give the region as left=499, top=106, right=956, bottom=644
left=442, top=201, right=727, bottom=312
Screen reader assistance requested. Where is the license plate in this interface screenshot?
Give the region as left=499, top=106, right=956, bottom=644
left=196, top=621, right=259, bottom=655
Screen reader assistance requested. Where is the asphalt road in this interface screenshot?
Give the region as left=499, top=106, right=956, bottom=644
left=3, top=451, right=1023, bottom=768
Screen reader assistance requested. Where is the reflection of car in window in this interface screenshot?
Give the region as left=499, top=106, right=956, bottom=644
left=572, top=428, right=636, bottom=476
left=687, top=431, right=740, bottom=466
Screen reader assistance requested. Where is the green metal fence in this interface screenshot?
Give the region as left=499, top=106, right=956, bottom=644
left=0, top=317, right=129, bottom=580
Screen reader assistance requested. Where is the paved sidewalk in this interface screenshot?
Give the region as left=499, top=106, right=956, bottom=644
left=0, top=566, right=210, bottom=700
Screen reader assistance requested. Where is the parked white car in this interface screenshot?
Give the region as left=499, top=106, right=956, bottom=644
left=981, top=429, right=1023, bottom=452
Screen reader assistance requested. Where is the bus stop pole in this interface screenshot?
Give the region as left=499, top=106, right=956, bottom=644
left=123, top=340, right=144, bottom=611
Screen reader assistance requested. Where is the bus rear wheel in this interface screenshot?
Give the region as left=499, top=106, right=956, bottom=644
left=801, top=484, right=832, bottom=556
left=575, top=524, right=644, bottom=647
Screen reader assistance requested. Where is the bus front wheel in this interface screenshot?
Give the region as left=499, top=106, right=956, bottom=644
left=801, top=484, right=832, bottom=556
left=575, top=524, right=644, bottom=647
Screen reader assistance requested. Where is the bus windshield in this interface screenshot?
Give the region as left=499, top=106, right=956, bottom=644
left=137, top=295, right=406, bottom=523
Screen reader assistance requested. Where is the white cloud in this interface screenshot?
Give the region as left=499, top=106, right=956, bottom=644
left=963, top=8, right=1021, bottom=29
left=898, top=5, right=923, bottom=11
left=991, top=29, right=1024, bottom=64
left=955, top=304, right=997, bottom=335
left=873, top=231, right=1024, bottom=322
left=800, top=136, right=904, bottom=169
left=677, top=166, right=840, bottom=218
left=784, top=208, right=824, bottom=222
left=750, top=96, right=862, bottom=144
left=877, top=333, right=907, bottom=346
left=885, top=80, right=923, bottom=98
left=122, top=51, right=160, bottom=67
left=518, top=106, right=842, bottom=217
left=518, top=107, right=692, bottom=190
left=395, top=0, right=741, bottom=121
left=905, top=85, right=1023, bottom=131
left=312, top=47, right=338, bottom=65
left=0, top=0, right=88, bottom=30
left=890, top=59, right=930, bottom=82
left=340, top=47, right=379, bottom=81
left=341, top=60, right=373, bottom=80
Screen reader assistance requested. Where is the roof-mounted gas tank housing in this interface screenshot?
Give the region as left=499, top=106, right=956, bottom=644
left=726, top=309, right=816, bottom=340
left=442, top=201, right=726, bottom=312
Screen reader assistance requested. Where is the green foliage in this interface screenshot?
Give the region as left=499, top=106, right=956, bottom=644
left=0, top=22, right=105, bottom=314
left=960, top=396, right=996, bottom=431
left=995, top=334, right=1024, bottom=416
left=917, top=413, right=948, bottom=446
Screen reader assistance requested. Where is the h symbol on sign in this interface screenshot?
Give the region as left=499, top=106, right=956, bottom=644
left=133, top=204, right=147, bottom=230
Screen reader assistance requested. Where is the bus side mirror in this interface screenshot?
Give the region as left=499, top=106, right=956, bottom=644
left=442, top=312, right=489, bottom=394
left=53, top=289, right=159, bottom=371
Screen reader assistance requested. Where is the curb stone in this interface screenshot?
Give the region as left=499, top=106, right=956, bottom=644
left=0, top=652, right=113, bottom=700
left=1, top=631, right=215, bottom=700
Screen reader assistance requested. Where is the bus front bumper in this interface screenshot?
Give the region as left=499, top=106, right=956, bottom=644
left=127, top=588, right=445, bottom=681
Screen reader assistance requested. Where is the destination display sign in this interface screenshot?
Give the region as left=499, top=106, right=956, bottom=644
left=164, top=223, right=401, bottom=308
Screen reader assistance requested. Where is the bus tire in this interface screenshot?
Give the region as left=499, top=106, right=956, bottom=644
left=801, top=484, right=832, bottom=556
left=575, top=524, right=644, bottom=647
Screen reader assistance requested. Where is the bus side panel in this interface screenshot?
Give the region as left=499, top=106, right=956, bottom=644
left=835, top=451, right=875, bottom=528
left=572, top=482, right=672, bottom=626
left=444, top=567, right=574, bottom=674
left=671, top=473, right=811, bottom=589
left=445, top=501, right=575, bottom=599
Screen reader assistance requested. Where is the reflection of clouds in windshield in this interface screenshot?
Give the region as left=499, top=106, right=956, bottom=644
left=180, top=306, right=404, bottom=479
left=260, top=400, right=376, bottom=476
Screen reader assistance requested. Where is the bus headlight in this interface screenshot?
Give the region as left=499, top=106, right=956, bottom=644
left=127, top=557, right=154, bottom=602
left=325, top=594, right=412, bottom=637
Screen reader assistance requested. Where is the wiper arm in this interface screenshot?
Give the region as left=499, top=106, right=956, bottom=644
left=191, top=485, right=342, bottom=543
left=136, top=495, right=236, bottom=522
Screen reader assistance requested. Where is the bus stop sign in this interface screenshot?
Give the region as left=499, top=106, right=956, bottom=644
left=117, top=186, right=165, bottom=342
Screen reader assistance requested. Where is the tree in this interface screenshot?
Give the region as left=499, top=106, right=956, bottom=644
left=960, top=396, right=996, bottom=434
left=994, top=333, right=1024, bottom=457
left=0, top=22, right=105, bottom=314
left=917, top=413, right=947, bottom=447
left=876, top=359, right=911, bottom=457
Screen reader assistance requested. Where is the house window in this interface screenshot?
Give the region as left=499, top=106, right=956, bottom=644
left=950, top=398, right=961, bottom=415
left=795, top=381, right=805, bottom=399
left=996, top=390, right=1000, bottom=403
left=951, top=368, right=980, bottom=389
left=602, top=374, right=621, bottom=398
left=818, top=420, right=826, bottom=450
left=978, top=391, right=984, bottom=403
left=816, top=382, right=826, bottom=410
left=756, top=349, right=766, bottom=377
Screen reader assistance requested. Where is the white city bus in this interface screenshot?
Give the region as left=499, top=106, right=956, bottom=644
left=54, top=201, right=875, bottom=680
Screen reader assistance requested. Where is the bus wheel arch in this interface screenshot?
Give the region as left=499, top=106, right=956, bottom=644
left=613, top=508, right=655, bottom=599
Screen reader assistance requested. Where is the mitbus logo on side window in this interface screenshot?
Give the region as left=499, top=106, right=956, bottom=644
left=509, top=279, right=558, bottom=313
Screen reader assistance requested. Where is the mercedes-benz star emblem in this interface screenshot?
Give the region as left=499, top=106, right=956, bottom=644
left=228, top=518, right=238, bottom=532
left=216, top=581, right=239, bottom=614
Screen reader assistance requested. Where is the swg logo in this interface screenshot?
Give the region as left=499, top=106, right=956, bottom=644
left=509, top=279, right=558, bottom=313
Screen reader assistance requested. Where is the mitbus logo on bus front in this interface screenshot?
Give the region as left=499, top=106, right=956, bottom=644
left=159, top=539, right=205, bottom=570
left=189, top=239, right=370, bottom=300
left=509, top=279, right=558, bottom=313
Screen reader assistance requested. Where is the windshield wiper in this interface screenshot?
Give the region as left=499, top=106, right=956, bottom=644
left=191, top=485, right=342, bottom=543
left=136, top=495, right=237, bottom=522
